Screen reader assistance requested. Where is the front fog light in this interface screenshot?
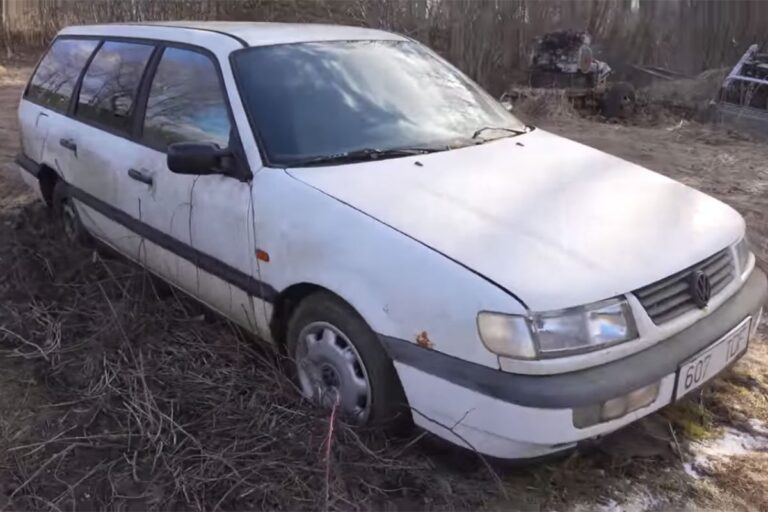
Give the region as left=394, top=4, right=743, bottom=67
left=601, top=395, right=629, bottom=421
left=573, top=381, right=660, bottom=428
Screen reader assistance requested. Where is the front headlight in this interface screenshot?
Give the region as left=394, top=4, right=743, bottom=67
left=478, top=298, right=638, bottom=360
left=735, top=236, right=753, bottom=275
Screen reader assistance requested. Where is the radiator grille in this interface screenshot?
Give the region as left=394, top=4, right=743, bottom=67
left=633, top=249, right=735, bottom=324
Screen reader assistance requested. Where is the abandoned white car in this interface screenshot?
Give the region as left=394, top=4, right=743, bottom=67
left=12, top=22, right=767, bottom=459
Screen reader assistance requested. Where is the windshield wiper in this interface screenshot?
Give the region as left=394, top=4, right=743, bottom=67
left=471, top=126, right=528, bottom=140
left=285, top=147, right=445, bottom=167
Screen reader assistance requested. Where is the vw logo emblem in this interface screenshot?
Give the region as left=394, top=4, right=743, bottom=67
left=690, top=270, right=712, bottom=308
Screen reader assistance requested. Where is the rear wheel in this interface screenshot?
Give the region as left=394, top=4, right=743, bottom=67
left=602, top=82, right=636, bottom=119
left=52, top=180, right=91, bottom=245
left=286, top=292, right=410, bottom=428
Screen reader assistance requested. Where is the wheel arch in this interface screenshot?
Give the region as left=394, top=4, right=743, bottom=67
left=269, top=281, right=382, bottom=351
left=37, top=163, right=61, bottom=207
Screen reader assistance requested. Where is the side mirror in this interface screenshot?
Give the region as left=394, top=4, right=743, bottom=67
left=167, top=142, right=230, bottom=175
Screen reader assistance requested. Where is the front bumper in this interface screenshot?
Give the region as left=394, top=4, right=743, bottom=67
left=386, top=268, right=767, bottom=459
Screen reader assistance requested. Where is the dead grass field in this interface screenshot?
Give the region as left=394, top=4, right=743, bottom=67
left=0, top=62, right=766, bottom=511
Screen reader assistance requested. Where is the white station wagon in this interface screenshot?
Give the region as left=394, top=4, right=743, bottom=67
left=13, top=22, right=767, bottom=459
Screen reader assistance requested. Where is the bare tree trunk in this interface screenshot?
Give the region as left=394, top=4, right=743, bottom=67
left=2, top=0, right=767, bottom=91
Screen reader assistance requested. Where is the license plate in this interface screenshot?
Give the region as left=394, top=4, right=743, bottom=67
left=675, top=317, right=751, bottom=400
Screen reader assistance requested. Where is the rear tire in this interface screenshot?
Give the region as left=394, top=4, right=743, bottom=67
left=286, top=292, right=411, bottom=429
left=602, top=82, right=636, bottom=119
left=52, top=180, right=91, bottom=246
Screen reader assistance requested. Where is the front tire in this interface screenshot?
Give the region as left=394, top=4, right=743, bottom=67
left=286, top=292, right=410, bottom=428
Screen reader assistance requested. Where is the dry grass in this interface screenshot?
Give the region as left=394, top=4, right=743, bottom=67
left=510, top=89, right=579, bottom=124
left=642, top=68, right=729, bottom=110
left=711, top=454, right=768, bottom=511
left=0, top=205, right=444, bottom=511
left=705, top=343, right=768, bottom=429
left=635, top=68, right=730, bottom=125
left=661, top=399, right=721, bottom=442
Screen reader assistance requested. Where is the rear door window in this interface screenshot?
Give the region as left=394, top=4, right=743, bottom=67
left=76, top=41, right=155, bottom=133
left=26, top=38, right=99, bottom=113
left=141, top=47, right=231, bottom=150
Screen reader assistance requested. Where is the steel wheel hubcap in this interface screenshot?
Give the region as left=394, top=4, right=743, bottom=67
left=61, top=201, right=77, bottom=242
left=620, top=95, right=634, bottom=114
left=295, top=322, right=371, bottom=423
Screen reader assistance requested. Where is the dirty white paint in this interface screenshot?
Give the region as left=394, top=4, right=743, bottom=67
left=684, top=422, right=768, bottom=478
left=290, top=128, right=745, bottom=313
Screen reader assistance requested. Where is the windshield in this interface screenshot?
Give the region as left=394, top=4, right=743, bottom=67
left=232, top=40, right=527, bottom=167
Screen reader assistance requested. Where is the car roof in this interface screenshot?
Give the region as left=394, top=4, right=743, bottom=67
left=60, top=21, right=406, bottom=47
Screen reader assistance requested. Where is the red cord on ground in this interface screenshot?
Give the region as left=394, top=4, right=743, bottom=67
left=324, top=394, right=340, bottom=508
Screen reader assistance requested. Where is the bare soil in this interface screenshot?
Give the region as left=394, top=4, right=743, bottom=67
left=0, top=63, right=766, bottom=511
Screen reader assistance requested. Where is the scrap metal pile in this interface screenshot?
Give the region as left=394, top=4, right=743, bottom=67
left=530, top=30, right=611, bottom=80
left=717, top=44, right=768, bottom=135
left=502, top=30, right=635, bottom=119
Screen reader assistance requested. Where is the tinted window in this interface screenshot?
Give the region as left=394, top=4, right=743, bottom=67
left=76, top=41, right=154, bottom=132
left=233, top=41, right=526, bottom=166
left=26, top=38, right=99, bottom=112
left=142, top=48, right=230, bottom=150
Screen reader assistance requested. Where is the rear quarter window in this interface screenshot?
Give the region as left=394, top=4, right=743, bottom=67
left=26, top=38, right=99, bottom=112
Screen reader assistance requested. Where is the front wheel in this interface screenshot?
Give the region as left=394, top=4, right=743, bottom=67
left=286, top=292, right=410, bottom=428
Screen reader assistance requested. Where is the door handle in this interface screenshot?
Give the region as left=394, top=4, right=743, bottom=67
left=127, top=168, right=153, bottom=186
left=35, top=112, right=49, bottom=127
left=59, top=138, right=77, bottom=155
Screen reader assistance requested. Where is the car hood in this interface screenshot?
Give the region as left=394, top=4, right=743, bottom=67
left=286, top=129, right=744, bottom=311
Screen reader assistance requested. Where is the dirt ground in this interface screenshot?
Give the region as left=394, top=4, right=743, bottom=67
left=0, top=62, right=767, bottom=511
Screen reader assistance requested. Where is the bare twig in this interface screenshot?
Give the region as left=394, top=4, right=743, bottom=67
left=668, top=421, right=686, bottom=465
left=410, top=407, right=508, bottom=499
left=324, top=395, right=340, bottom=511
left=0, top=326, right=51, bottom=360
left=11, top=445, right=76, bottom=499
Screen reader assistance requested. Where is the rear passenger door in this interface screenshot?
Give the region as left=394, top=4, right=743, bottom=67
left=64, top=40, right=156, bottom=258
left=19, top=38, right=99, bottom=190
left=130, top=46, right=261, bottom=333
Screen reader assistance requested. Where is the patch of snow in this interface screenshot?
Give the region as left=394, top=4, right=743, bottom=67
left=572, top=486, right=665, bottom=512
left=572, top=423, right=768, bottom=509
left=682, top=462, right=698, bottom=479
left=748, top=418, right=768, bottom=436
left=685, top=424, right=768, bottom=479
left=598, top=489, right=663, bottom=512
